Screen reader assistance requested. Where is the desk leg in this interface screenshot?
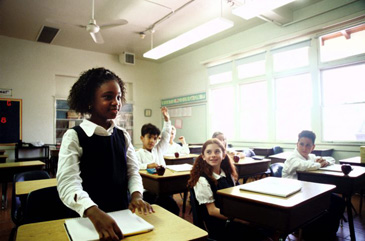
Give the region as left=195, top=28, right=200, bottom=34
left=345, top=195, right=356, bottom=241
left=1, top=182, right=7, bottom=209
left=182, top=190, right=187, bottom=218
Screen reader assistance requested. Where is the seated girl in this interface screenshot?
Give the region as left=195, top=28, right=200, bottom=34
left=187, top=138, right=269, bottom=241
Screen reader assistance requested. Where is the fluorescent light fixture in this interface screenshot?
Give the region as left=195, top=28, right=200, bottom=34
left=143, top=18, right=234, bottom=60
left=232, top=0, right=296, bottom=20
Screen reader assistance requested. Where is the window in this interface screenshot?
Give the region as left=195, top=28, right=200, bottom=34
left=320, top=24, right=365, bottom=62
left=208, top=62, right=232, bottom=85
left=236, top=53, right=266, bottom=79
left=322, top=63, right=365, bottom=142
left=239, top=81, right=268, bottom=141
left=272, top=40, right=310, bottom=72
left=275, top=73, right=312, bottom=141
left=209, top=87, right=235, bottom=139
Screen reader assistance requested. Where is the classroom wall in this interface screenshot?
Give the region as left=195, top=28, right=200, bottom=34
left=0, top=35, right=163, bottom=159
left=157, top=0, right=365, bottom=159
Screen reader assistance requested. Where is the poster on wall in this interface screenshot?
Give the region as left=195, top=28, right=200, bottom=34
left=0, top=98, right=22, bottom=144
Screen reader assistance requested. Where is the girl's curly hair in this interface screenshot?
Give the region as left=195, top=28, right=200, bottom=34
left=68, top=67, right=126, bottom=115
left=187, top=138, right=238, bottom=188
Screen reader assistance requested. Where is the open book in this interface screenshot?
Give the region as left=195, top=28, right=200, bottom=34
left=64, top=209, right=154, bottom=241
left=239, top=177, right=302, bottom=197
left=166, top=163, right=193, bottom=172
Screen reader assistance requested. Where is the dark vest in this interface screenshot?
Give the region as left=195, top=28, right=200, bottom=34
left=74, top=126, right=129, bottom=212
left=198, top=173, right=235, bottom=240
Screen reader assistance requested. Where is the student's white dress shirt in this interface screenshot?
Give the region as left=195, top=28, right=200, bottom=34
left=193, top=170, right=236, bottom=205
left=56, top=119, right=143, bottom=217
left=136, top=121, right=171, bottom=169
left=165, top=142, right=190, bottom=155
left=282, top=148, right=335, bottom=179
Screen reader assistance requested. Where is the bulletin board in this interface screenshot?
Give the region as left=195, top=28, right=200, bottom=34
left=0, top=98, right=22, bottom=144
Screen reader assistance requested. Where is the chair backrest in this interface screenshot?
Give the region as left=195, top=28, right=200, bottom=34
left=24, top=186, right=78, bottom=224
left=11, top=170, right=50, bottom=225
left=269, top=163, right=284, bottom=177
left=272, top=146, right=283, bottom=155
left=189, top=188, right=206, bottom=230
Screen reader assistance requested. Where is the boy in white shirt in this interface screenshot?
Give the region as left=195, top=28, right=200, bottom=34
left=136, top=107, right=180, bottom=215
left=282, top=130, right=344, bottom=241
left=136, top=107, right=171, bottom=169
left=165, top=126, right=190, bottom=156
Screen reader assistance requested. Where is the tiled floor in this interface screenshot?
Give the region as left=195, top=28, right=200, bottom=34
left=1, top=183, right=364, bottom=241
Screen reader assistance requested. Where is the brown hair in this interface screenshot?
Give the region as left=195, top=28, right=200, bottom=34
left=187, top=138, right=238, bottom=188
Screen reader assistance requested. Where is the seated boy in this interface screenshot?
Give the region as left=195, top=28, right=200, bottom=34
left=136, top=107, right=171, bottom=169
left=136, top=107, right=180, bottom=215
left=282, top=130, right=344, bottom=241
left=165, top=126, right=190, bottom=156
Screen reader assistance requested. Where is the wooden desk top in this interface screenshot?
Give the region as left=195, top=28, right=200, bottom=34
left=0, top=154, right=8, bottom=158
left=339, top=156, right=365, bottom=166
left=139, top=169, right=190, bottom=179
left=163, top=154, right=199, bottom=160
left=234, top=157, right=270, bottom=166
left=16, top=205, right=208, bottom=241
left=0, top=160, right=45, bottom=169
left=298, top=164, right=365, bottom=178
left=16, top=178, right=57, bottom=196
left=217, top=177, right=336, bottom=209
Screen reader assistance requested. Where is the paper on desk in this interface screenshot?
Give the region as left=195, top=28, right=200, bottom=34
left=64, top=209, right=154, bottom=241
left=319, top=164, right=343, bottom=172
left=166, top=163, right=193, bottom=172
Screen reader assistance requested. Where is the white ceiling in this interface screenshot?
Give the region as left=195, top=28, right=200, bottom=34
left=0, top=0, right=323, bottom=62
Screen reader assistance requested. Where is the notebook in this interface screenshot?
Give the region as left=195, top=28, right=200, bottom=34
left=319, top=164, right=343, bottom=172
left=239, top=177, right=302, bottom=197
left=64, top=209, right=154, bottom=241
left=166, top=163, right=193, bottom=172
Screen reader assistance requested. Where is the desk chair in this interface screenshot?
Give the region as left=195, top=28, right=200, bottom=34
left=269, top=163, right=284, bottom=177
left=9, top=170, right=50, bottom=241
left=24, top=186, right=78, bottom=224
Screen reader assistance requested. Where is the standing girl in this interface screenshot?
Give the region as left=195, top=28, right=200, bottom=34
left=187, top=138, right=269, bottom=241
left=57, top=67, right=153, bottom=241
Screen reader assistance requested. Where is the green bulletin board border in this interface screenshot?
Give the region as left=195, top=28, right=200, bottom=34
left=161, top=92, right=206, bottom=107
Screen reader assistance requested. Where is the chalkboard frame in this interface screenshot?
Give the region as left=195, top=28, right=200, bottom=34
left=0, top=98, right=22, bottom=145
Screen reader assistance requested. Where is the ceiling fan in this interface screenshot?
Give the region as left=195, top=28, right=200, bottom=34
left=49, top=0, right=128, bottom=44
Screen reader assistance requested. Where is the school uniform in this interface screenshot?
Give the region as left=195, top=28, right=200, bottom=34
left=282, top=148, right=335, bottom=179
left=57, top=119, right=143, bottom=217
left=282, top=148, right=344, bottom=241
left=136, top=120, right=171, bottom=169
left=165, top=141, right=190, bottom=155
left=194, top=171, right=267, bottom=241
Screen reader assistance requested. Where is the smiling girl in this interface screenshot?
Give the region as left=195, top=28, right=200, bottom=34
left=57, top=68, right=153, bottom=241
left=187, top=138, right=269, bottom=241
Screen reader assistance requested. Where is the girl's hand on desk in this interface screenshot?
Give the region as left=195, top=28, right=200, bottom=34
left=85, top=206, right=123, bottom=241
left=129, top=192, right=155, bottom=215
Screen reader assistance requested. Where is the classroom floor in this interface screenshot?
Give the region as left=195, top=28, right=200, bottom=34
left=1, top=181, right=365, bottom=241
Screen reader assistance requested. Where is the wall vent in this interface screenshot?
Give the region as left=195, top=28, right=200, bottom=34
left=36, top=26, right=60, bottom=44
left=121, top=52, right=135, bottom=65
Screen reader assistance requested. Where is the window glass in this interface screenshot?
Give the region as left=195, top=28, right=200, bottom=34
left=239, top=81, right=268, bottom=140
left=237, top=60, right=266, bottom=79
left=210, top=87, right=235, bottom=139
left=320, top=24, right=365, bottom=62
left=209, top=71, right=232, bottom=85
left=273, top=47, right=309, bottom=72
left=275, top=73, right=312, bottom=141
left=322, top=63, right=365, bottom=141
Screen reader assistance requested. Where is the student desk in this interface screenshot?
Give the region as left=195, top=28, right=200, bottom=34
left=188, top=145, right=202, bottom=155
left=16, top=178, right=57, bottom=197
left=339, top=156, right=365, bottom=167
left=268, top=152, right=292, bottom=164
left=217, top=178, right=335, bottom=240
left=0, top=160, right=45, bottom=209
left=297, top=165, right=365, bottom=241
left=311, top=148, right=334, bottom=157
left=164, top=154, right=198, bottom=165
left=0, top=154, right=8, bottom=163
left=15, top=204, right=208, bottom=241
left=252, top=147, right=274, bottom=157
left=234, top=157, right=271, bottom=183
left=139, top=169, right=190, bottom=217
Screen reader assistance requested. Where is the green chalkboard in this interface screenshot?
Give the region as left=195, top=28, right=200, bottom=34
left=0, top=98, right=22, bottom=144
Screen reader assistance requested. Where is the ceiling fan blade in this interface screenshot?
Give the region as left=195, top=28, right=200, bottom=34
left=99, top=19, right=128, bottom=29
left=90, top=31, right=104, bottom=44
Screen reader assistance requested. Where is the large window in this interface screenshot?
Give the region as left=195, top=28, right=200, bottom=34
left=239, top=81, right=268, bottom=141
left=272, top=40, right=310, bottom=72
left=275, top=74, right=312, bottom=141
left=321, top=63, right=365, bottom=142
